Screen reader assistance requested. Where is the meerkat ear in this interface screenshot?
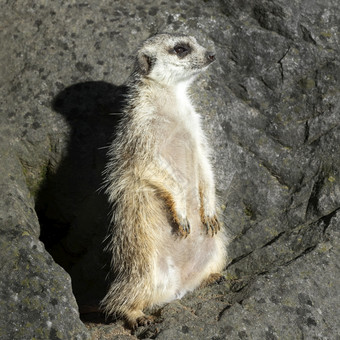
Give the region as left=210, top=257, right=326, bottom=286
left=137, top=51, right=154, bottom=75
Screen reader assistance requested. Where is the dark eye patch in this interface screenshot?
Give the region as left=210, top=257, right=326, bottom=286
left=171, top=43, right=191, bottom=58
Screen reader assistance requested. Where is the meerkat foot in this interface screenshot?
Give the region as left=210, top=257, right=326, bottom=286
left=125, top=310, right=145, bottom=330
left=127, top=314, right=155, bottom=332
left=200, top=273, right=225, bottom=288
left=137, top=314, right=155, bottom=326
left=202, top=215, right=220, bottom=236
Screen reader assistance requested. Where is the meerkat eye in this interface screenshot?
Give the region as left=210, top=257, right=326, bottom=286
left=174, top=46, right=187, bottom=54
left=173, top=44, right=191, bottom=58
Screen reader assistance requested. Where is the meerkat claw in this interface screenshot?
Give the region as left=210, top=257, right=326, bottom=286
left=203, top=215, right=220, bottom=236
left=178, top=217, right=190, bottom=237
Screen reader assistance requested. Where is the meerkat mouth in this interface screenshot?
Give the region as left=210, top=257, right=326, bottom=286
left=191, top=60, right=215, bottom=70
left=191, top=53, right=216, bottom=70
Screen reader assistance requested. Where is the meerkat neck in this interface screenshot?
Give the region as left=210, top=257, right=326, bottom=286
left=174, top=81, right=193, bottom=105
left=175, top=79, right=192, bottom=93
left=140, top=77, right=194, bottom=104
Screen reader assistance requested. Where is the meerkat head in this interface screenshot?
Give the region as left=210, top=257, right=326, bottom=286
left=135, top=33, right=215, bottom=86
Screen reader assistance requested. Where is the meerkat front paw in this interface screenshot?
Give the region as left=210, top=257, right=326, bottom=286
left=202, top=215, right=220, bottom=236
left=175, top=215, right=191, bottom=237
left=162, top=193, right=190, bottom=237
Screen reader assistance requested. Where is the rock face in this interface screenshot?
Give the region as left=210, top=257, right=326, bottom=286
left=0, top=0, right=339, bottom=339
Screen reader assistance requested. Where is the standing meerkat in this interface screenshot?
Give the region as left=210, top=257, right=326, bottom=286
left=101, top=33, right=227, bottom=329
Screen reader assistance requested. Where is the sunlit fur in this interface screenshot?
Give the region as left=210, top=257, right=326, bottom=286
left=101, top=33, right=227, bottom=328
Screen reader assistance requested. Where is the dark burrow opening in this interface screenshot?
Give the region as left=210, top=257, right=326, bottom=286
left=36, top=81, right=127, bottom=319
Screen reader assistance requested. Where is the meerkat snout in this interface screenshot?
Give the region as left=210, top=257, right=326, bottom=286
left=206, top=52, right=216, bottom=62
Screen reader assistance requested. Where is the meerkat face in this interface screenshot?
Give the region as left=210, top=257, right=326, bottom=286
left=136, top=34, right=215, bottom=85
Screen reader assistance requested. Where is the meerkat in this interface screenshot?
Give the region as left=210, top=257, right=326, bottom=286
left=101, top=33, right=227, bottom=329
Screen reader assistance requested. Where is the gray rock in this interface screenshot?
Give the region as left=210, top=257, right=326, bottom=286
left=0, top=0, right=339, bottom=339
left=0, top=142, right=90, bottom=339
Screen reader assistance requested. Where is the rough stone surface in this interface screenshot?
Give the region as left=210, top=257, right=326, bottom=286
left=0, top=137, right=90, bottom=339
left=0, top=0, right=339, bottom=339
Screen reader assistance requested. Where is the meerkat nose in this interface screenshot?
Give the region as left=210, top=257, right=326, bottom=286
left=207, top=52, right=216, bottom=62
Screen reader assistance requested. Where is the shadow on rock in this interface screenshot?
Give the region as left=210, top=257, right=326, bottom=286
left=36, top=81, right=127, bottom=312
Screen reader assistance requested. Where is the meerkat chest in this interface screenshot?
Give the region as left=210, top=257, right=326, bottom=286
left=175, top=94, right=202, bottom=144
left=162, top=96, right=201, bottom=140
left=156, top=92, right=203, bottom=175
